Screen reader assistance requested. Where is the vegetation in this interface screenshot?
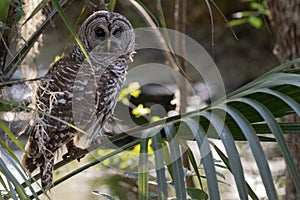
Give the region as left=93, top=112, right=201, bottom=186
left=0, top=0, right=299, bottom=199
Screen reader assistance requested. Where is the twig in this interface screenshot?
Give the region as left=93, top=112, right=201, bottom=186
left=127, top=0, right=181, bottom=73
left=0, top=77, right=43, bottom=88
left=174, top=0, right=195, bottom=188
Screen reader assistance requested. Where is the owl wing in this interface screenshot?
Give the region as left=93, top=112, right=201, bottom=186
left=37, top=56, right=81, bottom=132
left=95, top=59, right=127, bottom=123
left=55, top=55, right=128, bottom=148
left=22, top=57, right=81, bottom=173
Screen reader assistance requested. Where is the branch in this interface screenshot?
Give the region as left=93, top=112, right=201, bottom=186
left=0, top=77, right=43, bottom=88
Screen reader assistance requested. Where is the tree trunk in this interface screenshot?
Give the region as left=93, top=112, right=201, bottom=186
left=0, top=1, right=17, bottom=77
left=267, top=1, right=300, bottom=199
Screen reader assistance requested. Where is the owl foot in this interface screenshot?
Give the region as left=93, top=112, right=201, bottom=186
left=62, top=141, right=85, bottom=161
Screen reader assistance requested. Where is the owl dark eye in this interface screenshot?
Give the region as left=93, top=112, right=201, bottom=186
left=95, top=27, right=106, bottom=38
left=112, top=28, right=123, bottom=38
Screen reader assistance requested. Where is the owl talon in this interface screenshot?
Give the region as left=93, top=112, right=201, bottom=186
left=62, top=153, right=69, bottom=160
left=63, top=142, right=85, bottom=161
left=62, top=148, right=85, bottom=161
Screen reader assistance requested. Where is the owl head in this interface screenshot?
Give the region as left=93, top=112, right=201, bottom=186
left=75, top=11, right=135, bottom=60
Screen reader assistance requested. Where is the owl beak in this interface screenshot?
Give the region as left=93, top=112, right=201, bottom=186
left=106, top=39, right=111, bottom=51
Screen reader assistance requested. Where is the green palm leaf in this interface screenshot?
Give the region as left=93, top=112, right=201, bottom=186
left=224, top=105, right=277, bottom=198
left=184, top=118, right=219, bottom=199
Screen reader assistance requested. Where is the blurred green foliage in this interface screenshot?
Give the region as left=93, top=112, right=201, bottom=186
left=228, top=0, right=269, bottom=29
left=0, top=0, right=10, bottom=23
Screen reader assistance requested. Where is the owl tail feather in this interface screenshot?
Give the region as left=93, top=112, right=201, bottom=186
left=22, top=154, right=41, bottom=173
left=40, top=154, right=54, bottom=190
left=22, top=153, right=54, bottom=190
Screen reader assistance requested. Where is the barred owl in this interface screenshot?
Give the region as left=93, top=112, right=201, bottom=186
left=22, top=11, right=135, bottom=189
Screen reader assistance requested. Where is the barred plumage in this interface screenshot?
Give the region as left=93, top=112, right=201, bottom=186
left=22, top=11, right=135, bottom=189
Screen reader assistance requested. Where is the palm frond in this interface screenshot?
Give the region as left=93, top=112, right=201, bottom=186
left=40, top=60, right=300, bottom=199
